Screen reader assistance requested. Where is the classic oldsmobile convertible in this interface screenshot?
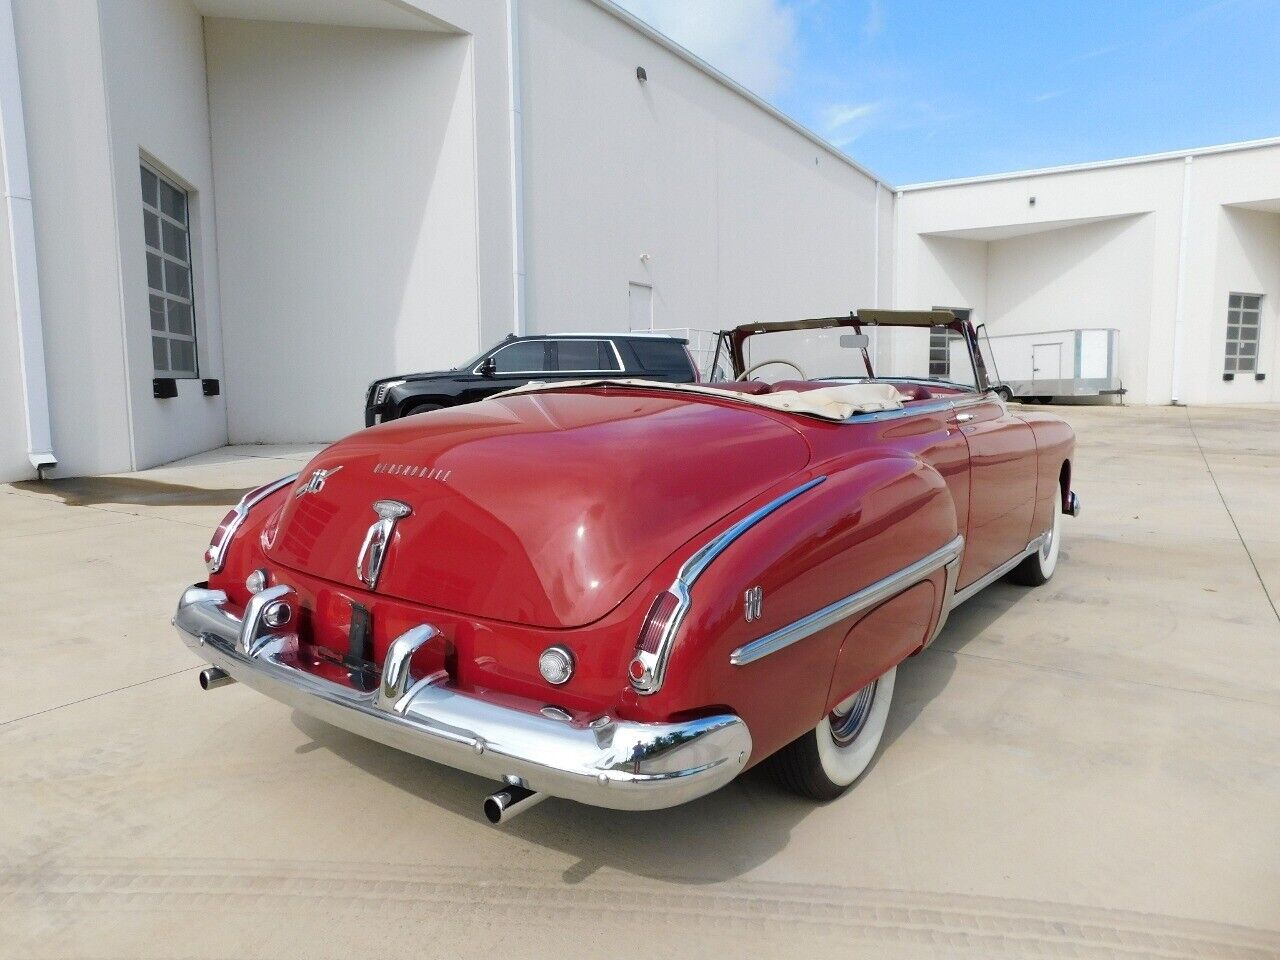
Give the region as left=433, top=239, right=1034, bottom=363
left=175, top=310, right=1078, bottom=823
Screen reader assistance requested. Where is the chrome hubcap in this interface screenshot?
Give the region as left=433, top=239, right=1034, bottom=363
left=1041, top=510, right=1059, bottom=561
left=829, top=680, right=877, bottom=746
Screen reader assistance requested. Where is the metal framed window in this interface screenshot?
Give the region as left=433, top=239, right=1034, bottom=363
left=1224, top=293, right=1262, bottom=375
left=550, top=339, right=623, bottom=372
left=930, top=307, right=971, bottom=379
left=142, top=163, right=197, bottom=377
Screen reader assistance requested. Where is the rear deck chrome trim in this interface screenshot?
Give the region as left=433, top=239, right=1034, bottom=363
left=630, top=475, right=827, bottom=695
left=730, top=535, right=965, bottom=666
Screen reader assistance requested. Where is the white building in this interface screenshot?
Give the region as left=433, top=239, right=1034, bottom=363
left=895, top=139, right=1280, bottom=407
left=0, top=0, right=1276, bottom=482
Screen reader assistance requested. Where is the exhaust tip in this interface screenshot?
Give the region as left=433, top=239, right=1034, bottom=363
left=199, top=666, right=234, bottom=690
left=483, top=784, right=545, bottom=825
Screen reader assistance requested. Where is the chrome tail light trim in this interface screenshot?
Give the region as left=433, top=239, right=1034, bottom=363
left=630, top=475, right=827, bottom=695
left=205, top=473, right=299, bottom=574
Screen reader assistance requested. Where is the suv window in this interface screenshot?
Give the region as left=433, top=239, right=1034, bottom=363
left=553, top=339, right=620, bottom=372
left=490, top=340, right=550, bottom=373
left=630, top=339, right=690, bottom=371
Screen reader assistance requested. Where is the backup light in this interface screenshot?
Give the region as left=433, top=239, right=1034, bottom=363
left=538, top=646, right=575, bottom=686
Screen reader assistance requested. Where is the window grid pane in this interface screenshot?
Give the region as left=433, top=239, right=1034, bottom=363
left=928, top=328, right=951, bottom=378
left=1224, top=293, right=1263, bottom=377
left=142, top=163, right=197, bottom=377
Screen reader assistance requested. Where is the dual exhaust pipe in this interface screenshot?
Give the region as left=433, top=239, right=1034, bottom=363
left=198, top=667, right=543, bottom=826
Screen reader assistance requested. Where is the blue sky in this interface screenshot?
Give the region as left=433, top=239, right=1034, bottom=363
left=615, top=0, right=1280, bottom=185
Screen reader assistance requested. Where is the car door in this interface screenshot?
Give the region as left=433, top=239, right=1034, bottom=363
left=951, top=393, right=1039, bottom=588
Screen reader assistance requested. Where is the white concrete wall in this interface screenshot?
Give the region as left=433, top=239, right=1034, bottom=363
left=518, top=0, right=885, bottom=340
left=1181, top=147, right=1280, bottom=405
left=11, top=0, right=134, bottom=477
left=98, top=0, right=229, bottom=470
left=205, top=18, right=485, bottom=443
left=0, top=157, right=27, bottom=480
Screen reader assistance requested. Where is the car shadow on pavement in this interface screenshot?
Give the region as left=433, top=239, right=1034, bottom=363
left=290, top=708, right=815, bottom=885
left=872, top=580, right=1030, bottom=766
left=287, top=577, right=1036, bottom=886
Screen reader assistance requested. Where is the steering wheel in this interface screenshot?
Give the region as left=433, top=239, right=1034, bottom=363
left=738, top=359, right=806, bottom=381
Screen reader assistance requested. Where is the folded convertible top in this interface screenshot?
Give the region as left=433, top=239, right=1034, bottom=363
left=492, top=378, right=905, bottom=421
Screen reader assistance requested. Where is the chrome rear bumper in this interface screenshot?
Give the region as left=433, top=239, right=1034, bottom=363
left=174, top=584, right=751, bottom=811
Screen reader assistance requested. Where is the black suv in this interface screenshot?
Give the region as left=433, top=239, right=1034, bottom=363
left=365, top=333, right=699, bottom=426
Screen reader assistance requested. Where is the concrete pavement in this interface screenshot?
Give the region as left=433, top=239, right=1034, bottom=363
left=2, top=407, right=1278, bottom=959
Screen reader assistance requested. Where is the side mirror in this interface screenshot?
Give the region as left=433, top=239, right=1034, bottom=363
left=479, top=357, right=497, bottom=377
left=839, top=334, right=870, bottom=349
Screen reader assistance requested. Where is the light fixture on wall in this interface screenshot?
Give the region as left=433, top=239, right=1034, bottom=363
left=636, top=66, right=648, bottom=82
left=1029, top=196, right=1037, bottom=206
left=640, top=253, right=652, bottom=264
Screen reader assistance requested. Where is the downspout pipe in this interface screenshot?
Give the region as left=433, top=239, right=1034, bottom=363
left=1169, top=155, right=1193, bottom=406
left=505, top=0, right=527, bottom=336
left=0, top=0, right=54, bottom=474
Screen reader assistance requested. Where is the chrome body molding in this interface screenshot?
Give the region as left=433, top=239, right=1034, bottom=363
left=174, top=585, right=751, bottom=811
left=205, top=473, right=298, bottom=574
left=630, top=476, right=827, bottom=695
left=838, top=389, right=1005, bottom=426
left=730, top=535, right=965, bottom=667
left=951, top=532, right=1048, bottom=607
left=1065, top=491, right=1081, bottom=518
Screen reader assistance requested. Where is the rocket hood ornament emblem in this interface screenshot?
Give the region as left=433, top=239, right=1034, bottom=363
left=356, top=499, right=411, bottom=589
left=296, top=465, right=342, bottom=497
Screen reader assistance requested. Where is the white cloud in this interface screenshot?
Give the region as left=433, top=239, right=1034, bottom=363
left=863, top=0, right=884, bottom=39
left=821, top=100, right=882, bottom=146
left=615, top=0, right=798, bottom=97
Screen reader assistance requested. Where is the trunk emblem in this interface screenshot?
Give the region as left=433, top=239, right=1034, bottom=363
left=296, top=465, right=342, bottom=497
left=356, top=499, right=412, bottom=589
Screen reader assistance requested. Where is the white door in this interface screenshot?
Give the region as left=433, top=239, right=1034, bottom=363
left=1032, top=342, right=1061, bottom=394
left=628, top=283, right=653, bottom=331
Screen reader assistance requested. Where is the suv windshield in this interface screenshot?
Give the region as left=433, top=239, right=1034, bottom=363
left=734, top=325, right=977, bottom=389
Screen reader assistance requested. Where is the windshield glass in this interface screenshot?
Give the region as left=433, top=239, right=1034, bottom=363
left=739, top=326, right=977, bottom=388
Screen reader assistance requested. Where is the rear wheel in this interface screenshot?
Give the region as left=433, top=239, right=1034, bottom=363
left=764, top=666, right=896, bottom=801
left=1007, top=495, right=1062, bottom=586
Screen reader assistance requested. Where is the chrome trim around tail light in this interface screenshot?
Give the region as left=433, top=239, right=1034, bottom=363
left=629, top=476, right=827, bottom=695
left=729, top=535, right=965, bottom=667
left=204, top=473, right=299, bottom=574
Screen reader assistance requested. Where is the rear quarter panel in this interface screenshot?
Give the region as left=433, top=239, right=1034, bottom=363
left=1016, top=412, right=1076, bottom=539
left=628, top=454, right=960, bottom=765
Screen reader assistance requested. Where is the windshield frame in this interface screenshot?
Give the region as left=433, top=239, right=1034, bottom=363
left=716, top=310, right=992, bottom=394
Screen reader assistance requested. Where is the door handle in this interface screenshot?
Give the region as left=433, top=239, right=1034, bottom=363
left=954, top=413, right=975, bottom=423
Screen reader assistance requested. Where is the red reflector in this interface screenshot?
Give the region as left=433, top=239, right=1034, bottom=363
left=629, top=657, right=647, bottom=681
left=636, top=591, right=680, bottom=654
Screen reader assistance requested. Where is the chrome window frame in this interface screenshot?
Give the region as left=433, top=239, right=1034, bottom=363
left=475, top=338, right=625, bottom=376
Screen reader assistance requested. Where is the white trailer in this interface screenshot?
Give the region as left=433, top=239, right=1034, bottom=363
left=981, top=327, right=1124, bottom=401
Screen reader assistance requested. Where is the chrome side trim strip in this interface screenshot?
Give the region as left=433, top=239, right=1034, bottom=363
left=951, top=532, right=1047, bottom=608
left=631, top=475, right=827, bottom=695
left=730, top=535, right=965, bottom=667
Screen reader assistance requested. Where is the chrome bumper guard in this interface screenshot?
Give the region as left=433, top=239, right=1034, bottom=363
left=174, top=584, right=751, bottom=811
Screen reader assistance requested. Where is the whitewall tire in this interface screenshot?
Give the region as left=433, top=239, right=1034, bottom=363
left=764, top=666, right=896, bottom=801
left=1008, top=495, right=1062, bottom=586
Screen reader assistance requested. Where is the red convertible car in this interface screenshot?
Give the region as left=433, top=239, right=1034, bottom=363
left=175, top=310, right=1078, bottom=823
